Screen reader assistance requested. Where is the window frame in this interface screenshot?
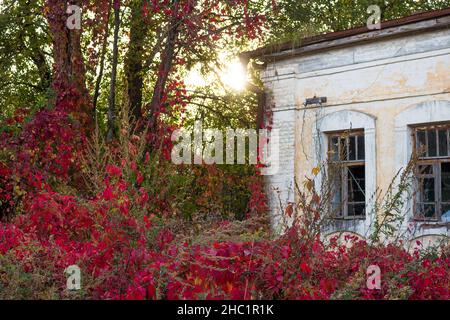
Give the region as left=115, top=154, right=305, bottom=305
left=328, top=130, right=366, bottom=220
left=412, top=123, right=450, bottom=221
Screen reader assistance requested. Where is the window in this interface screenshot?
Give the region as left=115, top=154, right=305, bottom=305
left=413, top=124, right=450, bottom=221
left=328, top=131, right=366, bottom=219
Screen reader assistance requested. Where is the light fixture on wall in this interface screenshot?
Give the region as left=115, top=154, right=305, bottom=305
left=304, top=96, right=327, bottom=106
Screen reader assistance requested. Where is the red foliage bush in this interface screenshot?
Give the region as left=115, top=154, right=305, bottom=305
left=0, top=103, right=86, bottom=218
left=1, top=178, right=448, bottom=299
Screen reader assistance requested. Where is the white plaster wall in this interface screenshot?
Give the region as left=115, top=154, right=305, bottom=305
left=262, top=70, right=297, bottom=231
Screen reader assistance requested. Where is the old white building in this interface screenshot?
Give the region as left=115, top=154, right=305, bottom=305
left=243, top=9, right=450, bottom=246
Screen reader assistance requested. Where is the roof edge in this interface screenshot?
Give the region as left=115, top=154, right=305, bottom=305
left=241, top=8, right=450, bottom=61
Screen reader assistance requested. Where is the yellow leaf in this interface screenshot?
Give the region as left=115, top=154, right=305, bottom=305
left=312, top=166, right=321, bottom=176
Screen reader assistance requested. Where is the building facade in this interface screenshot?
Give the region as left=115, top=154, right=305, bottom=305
left=244, top=9, right=450, bottom=247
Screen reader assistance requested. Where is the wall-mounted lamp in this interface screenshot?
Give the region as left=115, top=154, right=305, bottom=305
left=304, top=96, right=327, bottom=106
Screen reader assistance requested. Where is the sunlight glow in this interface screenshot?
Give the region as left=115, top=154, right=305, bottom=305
left=185, top=68, right=210, bottom=88
left=220, top=60, right=247, bottom=91
left=185, top=58, right=247, bottom=92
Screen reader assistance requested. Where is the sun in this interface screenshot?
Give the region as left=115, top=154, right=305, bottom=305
left=185, top=58, right=247, bottom=92
left=220, top=59, right=247, bottom=91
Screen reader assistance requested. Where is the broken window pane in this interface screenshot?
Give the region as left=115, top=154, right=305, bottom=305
left=347, top=165, right=365, bottom=203
left=438, top=130, right=449, bottom=157
left=347, top=165, right=366, bottom=217
left=417, top=203, right=436, bottom=219
left=357, top=135, right=365, bottom=160
left=349, top=136, right=356, bottom=161
left=416, top=130, right=427, bottom=157
left=418, top=177, right=435, bottom=202
left=330, top=136, right=339, bottom=161
left=340, top=137, right=346, bottom=161
left=442, top=163, right=450, bottom=202
left=427, top=129, right=437, bottom=157
left=348, top=203, right=365, bottom=217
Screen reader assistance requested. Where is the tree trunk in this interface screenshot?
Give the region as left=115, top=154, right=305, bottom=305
left=107, top=0, right=120, bottom=142
left=45, top=0, right=92, bottom=127
left=93, top=0, right=112, bottom=118
left=126, top=0, right=148, bottom=125
left=148, top=0, right=179, bottom=131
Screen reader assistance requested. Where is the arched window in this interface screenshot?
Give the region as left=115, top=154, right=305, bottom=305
left=313, top=109, right=376, bottom=237
left=395, top=100, right=450, bottom=224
